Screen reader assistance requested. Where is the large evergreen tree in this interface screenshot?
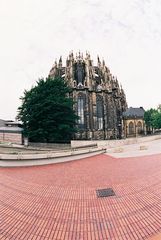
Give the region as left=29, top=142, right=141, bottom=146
left=17, top=77, right=78, bottom=142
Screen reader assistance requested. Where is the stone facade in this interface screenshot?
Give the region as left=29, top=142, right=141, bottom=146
left=0, top=132, right=22, bottom=144
left=0, top=119, right=5, bottom=127
left=49, top=52, right=127, bottom=140
left=0, top=121, right=23, bottom=144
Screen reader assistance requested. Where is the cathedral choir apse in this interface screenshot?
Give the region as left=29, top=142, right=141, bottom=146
left=49, top=52, right=127, bottom=140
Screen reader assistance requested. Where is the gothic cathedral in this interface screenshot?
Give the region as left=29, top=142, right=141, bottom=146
left=49, top=52, right=127, bottom=140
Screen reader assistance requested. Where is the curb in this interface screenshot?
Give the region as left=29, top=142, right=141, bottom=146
left=0, top=148, right=106, bottom=167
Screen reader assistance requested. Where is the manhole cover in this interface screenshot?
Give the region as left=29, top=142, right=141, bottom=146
left=96, top=188, right=115, bottom=198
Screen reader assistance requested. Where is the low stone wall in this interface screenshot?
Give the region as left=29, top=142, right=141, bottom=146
left=71, top=135, right=161, bottom=149
left=0, top=132, right=22, bottom=145
left=28, top=142, right=71, bottom=150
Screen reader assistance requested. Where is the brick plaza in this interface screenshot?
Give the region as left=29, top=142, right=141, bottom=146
left=1, top=152, right=161, bottom=239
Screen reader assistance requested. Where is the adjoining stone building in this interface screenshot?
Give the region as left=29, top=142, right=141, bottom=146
left=0, top=120, right=23, bottom=144
left=123, top=107, right=146, bottom=138
left=49, top=52, right=127, bottom=140
left=0, top=119, right=5, bottom=127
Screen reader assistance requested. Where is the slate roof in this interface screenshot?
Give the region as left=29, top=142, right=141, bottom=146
left=0, top=120, right=23, bottom=133
left=5, top=121, right=21, bottom=127
left=0, top=126, right=23, bottom=133
left=123, top=107, right=145, bottom=118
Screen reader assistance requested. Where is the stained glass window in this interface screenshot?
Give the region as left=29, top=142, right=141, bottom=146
left=77, top=96, right=84, bottom=128
left=97, top=97, right=103, bottom=130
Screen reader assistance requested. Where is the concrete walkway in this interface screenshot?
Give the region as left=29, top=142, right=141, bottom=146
left=106, top=138, right=161, bottom=158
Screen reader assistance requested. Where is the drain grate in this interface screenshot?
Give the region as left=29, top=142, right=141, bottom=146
left=96, top=188, right=115, bottom=198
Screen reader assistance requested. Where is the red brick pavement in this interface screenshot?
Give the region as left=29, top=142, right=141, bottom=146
left=1, top=153, right=161, bottom=240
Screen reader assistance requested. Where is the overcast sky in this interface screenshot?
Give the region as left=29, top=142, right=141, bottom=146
left=0, top=0, right=161, bottom=119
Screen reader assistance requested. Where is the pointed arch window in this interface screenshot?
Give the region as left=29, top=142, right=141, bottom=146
left=129, top=122, right=134, bottom=135
left=137, top=121, right=142, bottom=134
left=74, top=62, right=86, bottom=85
left=96, top=96, right=104, bottom=130
left=77, top=95, right=85, bottom=128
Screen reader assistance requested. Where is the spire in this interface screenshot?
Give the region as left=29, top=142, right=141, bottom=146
left=78, top=50, right=83, bottom=61
left=71, top=50, right=73, bottom=58
left=58, top=56, right=62, bottom=68
left=86, top=51, right=89, bottom=60
left=97, top=55, right=101, bottom=67
left=69, top=51, right=74, bottom=61
left=54, top=59, right=57, bottom=68
left=49, top=59, right=58, bottom=77
left=66, top=57, right=69, bottom=67
left=115, top=77, right=119, bottom=85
